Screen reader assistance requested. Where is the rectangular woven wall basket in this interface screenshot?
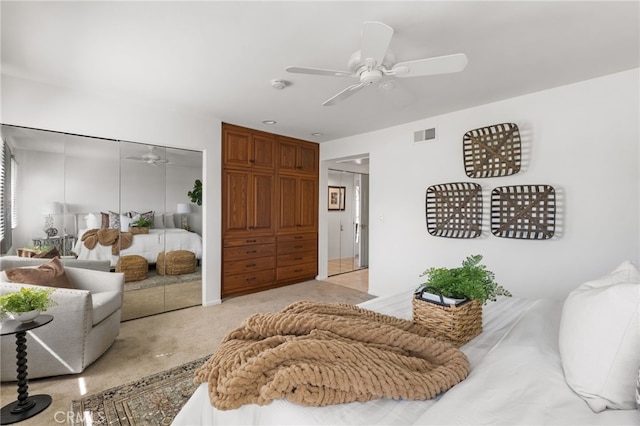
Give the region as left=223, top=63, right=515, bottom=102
left=412, top=296, right=483, bottom=347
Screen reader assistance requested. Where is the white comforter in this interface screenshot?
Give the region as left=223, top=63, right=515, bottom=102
left=174, top=292, right=638, bottom=425
left=73, top=228, right=203, bottom=267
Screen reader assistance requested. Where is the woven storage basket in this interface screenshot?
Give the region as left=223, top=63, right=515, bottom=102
left=116, top=255, right=148, bottom=282
left=129, top=226, right=149, bottom=235
left=156, top=250, right=196, bottom=276
left=412, top=288, right=483, bottom=347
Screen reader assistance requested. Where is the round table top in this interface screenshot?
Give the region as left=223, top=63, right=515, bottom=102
left=0, top=314, right=53, bottom=336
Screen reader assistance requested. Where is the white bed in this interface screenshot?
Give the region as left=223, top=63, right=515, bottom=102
left=73, top=228, right=203, bottom=267
left=173, top=261, right=639, bottom=426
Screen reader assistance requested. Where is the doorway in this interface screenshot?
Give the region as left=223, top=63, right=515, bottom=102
left=327, top=168, right=369, bottom=282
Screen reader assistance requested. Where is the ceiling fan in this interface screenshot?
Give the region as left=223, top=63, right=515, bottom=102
left=286, top=21, right=468, bottom=106
left=126, top=146, right=170, bottom=165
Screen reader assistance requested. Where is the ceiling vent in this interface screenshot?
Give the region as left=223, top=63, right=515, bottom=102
left=414, top=127, right=437, bottom=143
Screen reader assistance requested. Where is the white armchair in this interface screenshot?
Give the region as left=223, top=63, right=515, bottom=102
left=0, top=267, right=124, bottom=380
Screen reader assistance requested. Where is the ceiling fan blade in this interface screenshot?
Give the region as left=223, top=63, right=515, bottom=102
left=322, top=83, right=366, bottom=106
left=285, top=66, right=355, bottom=77
left=392, top=53, right=468, bottom=77
left=361, top=21, right=393, bottom=66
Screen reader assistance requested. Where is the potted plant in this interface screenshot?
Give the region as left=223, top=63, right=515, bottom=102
left=188, top=179, right=202, bottom=206
left=0, top=287, right=57, bottom=323
left=416, top=254, right=511, bottom=306
left=130, top=216, right=152, bottom=234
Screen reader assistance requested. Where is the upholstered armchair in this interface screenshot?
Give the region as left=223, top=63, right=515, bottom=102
left=0, top=265, right=124, bottom=380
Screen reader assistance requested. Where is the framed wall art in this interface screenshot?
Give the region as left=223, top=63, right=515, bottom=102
left=463, top=122, right=521, bottom=178
left=491, top=184, right=556, bottom=239
left=425, top=182, right=483, bottom=238
left=328, top=186, right=345, bottom=211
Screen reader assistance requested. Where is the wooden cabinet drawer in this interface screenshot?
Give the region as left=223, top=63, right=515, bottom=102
left=224, top=243, right=275, bottom=261
left=277, top=252, right=317, bottom=267
left=223, top=269, right=276, bottom=293
left=277, top=239, right=316, bottom=254
left=224, top=256, right=275, bottom=275
left=277, top=233, right=316, bottom=243
left=276, top=263, right=317, bottom=282
left=224, top=236, right=275, bottom=247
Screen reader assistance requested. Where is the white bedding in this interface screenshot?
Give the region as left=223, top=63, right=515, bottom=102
left=73, top=228, right=203, bottom=267
left=174, top=291, right=638, bottom=425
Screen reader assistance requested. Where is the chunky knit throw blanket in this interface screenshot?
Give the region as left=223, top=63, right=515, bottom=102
left=194, top=301, right=470, bottom=410
left=82, top=228, right=133, bottom=254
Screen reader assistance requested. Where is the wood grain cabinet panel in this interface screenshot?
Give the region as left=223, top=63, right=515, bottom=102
left=222, top=123, right=318, bottom=297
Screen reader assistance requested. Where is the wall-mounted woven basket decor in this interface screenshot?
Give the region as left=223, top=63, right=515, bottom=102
left=463, top=122, right=521, bottom=178
left=426, top=182, right=482, bottom=238
left=491, top=185, right=556, bottom=239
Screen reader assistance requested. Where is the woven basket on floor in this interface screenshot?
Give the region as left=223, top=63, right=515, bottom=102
left=116, top=255, right=148, bottom=282
left=156, top=250, right=196, bottom=276
left=412, top=289, right=483, bottom=347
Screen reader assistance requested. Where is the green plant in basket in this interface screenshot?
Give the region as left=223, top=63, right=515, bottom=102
left=132, top=216, right=152, bottom=228
left=0, top=287, right=57, bottom=317
left=416, top=254, right=511, bottom=305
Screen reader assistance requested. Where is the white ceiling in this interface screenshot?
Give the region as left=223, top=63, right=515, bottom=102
left=2, top=1, right=638, bottom=143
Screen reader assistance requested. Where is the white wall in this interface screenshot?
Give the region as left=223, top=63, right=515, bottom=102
left=1, top=75, right=222, bottom=305
left=320, top=69, right=640, bottom=300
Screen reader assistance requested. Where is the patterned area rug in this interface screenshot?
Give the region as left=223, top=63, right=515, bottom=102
left=70, top=355, right=210, bottom=425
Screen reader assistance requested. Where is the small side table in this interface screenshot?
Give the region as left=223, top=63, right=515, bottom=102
left=0, top=315, right=53, bottom=425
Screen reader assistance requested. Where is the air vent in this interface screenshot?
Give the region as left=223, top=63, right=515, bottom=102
left=414, top=127, right=437, bottom=143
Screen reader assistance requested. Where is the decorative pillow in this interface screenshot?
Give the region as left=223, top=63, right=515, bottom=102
left=130, top=211, right=154, bottom=225
left=559, top=261, right=640, bottom=412
left=153, top=214, right=164, bottom=229
left=120, top=214, right=132, bottom=232
left=5, top=257, right=74, bottom=289
left=164, top=213, right=176, bottom=228
left=85, top=213, right=101, bottom=229
left=108, top=211, right=120, bottom=229
left=100, top=212, right=110, bottom=228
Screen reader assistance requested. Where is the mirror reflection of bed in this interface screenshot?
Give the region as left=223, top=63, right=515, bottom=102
left=0, top=125, right=204, bottom=321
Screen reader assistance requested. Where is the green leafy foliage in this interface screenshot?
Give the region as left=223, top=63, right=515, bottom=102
left=132, top=217, right=152, bottom=228
left=188, top=179, right=202, bottom=206
left=416, top=254, right=512, bottom=305
left=0, top=287, right=57, bottom=316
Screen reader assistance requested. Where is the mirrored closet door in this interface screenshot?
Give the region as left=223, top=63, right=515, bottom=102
left=0, top=125, right=203, bottom=321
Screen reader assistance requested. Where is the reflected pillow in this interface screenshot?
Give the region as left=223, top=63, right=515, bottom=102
left=85, top=213, right=101, bottom=229
left=100, top=212, right=110, bottom=228
left=120, top=214, right=132, bottom=232
left=164, top=213, right=176, bottom=228
left=107, top=211, right=120, bottom=229
left=559, top=260, right=640, bottom=412
left=5, top=257, right=74, bottom=289
left=130, top=211, right=154, bottom=226
left=153, top=214, right=164, bottom=229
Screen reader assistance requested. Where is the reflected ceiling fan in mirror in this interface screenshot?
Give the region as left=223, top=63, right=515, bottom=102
left=286, top=21, right=468, bottom=106
left=125, top=146, right=170, bottom=166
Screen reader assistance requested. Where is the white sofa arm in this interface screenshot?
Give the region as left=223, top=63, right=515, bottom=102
left=65, top=267, right=124, bottom=295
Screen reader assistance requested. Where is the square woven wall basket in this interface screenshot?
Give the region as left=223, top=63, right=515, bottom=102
left=412, top=296, right=483, bottom=347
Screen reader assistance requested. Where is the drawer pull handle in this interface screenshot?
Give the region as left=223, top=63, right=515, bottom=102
left=294, top=269, right=303, bottom=273
left=246, top=239, right=257, bottom=243
left=294, top=257, right=303, bottom=261
left=247, top=250, right=258, bottom=254
left=294, top=245, right=303, bottom=249
left=246, top=263, right=256, bottom=267
left=246, top=277, right=256, bottom=281
left=294, top=236, right=303, bottom=239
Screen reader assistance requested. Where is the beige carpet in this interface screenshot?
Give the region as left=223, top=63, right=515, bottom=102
left=0, top=279, right=374, bottom=426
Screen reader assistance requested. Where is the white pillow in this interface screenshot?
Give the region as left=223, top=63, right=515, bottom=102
left=120, top=214, right=132, bottom=232
left=164, top=213, right=176, bottom=228
left=85, top=213, right=101, bottom=229
left=559, top=260, right=640, bottom=412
